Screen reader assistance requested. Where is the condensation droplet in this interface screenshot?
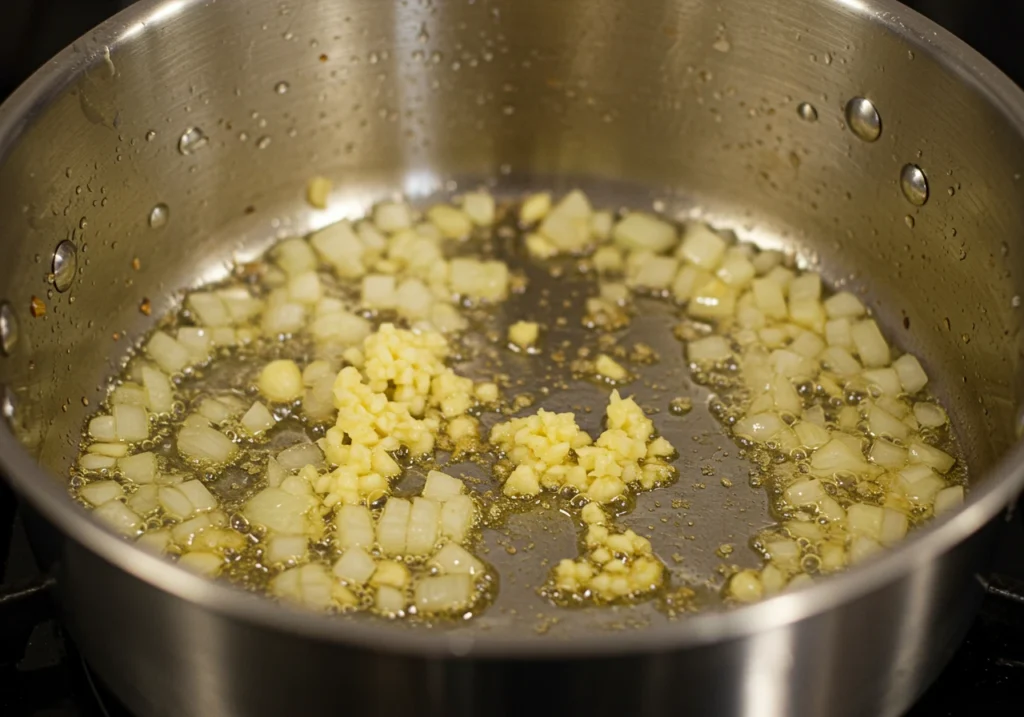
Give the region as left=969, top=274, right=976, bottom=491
left=274, top=81, right=290, bottom=94
left=845, top=97, right=882, bottom=142
left=256, top=136, right=272, bottom=149
left=797, top=102, right=818, bottom=122
left=900, top=163, right=929, bottom=206
left=145, top=130, right=157, bottom=142
left=177, top=127, right=208, bottom=155
left=148, top=203, right=169, bottom=228
left=904, top=215, right=915, bottom=229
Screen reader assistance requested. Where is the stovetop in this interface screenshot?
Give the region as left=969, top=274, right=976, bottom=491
left=1, top=0, right=1024, bottom=715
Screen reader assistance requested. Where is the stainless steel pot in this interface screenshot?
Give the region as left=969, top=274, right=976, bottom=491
left=2, top=0, right=1024, bottom=715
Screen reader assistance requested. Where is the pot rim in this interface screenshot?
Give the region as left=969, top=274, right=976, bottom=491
left=1, top=0, right=1023, bottom=659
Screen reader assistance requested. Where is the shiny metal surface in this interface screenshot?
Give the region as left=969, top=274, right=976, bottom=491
left=0, top=0, right=1023, bottom=715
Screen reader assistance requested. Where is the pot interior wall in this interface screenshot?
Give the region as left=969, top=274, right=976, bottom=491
left=1, top=0, right=1022, bottom=489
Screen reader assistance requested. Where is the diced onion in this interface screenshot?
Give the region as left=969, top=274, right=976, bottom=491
left=751, top=278, right=787, bottom=319
left=766, top=539, right=800, bottom=568
left=406, top=497, right=441, bottom=556
left=336, top=505, right=375, bottom=549
left=80, top=480, right=123, bottom=506
left=146, top=331, right=192, bottom=374
left=377, top=498, right=411, bottom=555
left=119, top=451, right=158, bottom=483
left=733, top=412, right=785, bottom=442
left=88, top=415, right=117, bottom=442
left=539, top=190, right=592, bottom=251
left=823, top=291, right=865, bottom=318
left=177, top=328, right=212, bottom=361
left=824, top=318, right=853, bottom=349
left=613, top=213, right=677, bottom=253
left=793, top=421, right=830, bottom=449
left=461, top=192, right=496, bottom=226
left=908, top=441, right=955, bottom=473
left=333, top=547, right=378, bottom=584
left=678, top=223, right=726, bottom=269
left=849, top=536, right=882, bottom=564
left=261, top=303, right=306, bottom=335
left=727, top=570, right=763, bottom=603
left=244, top=487, right=317, bottom=534
left=277, top=442, right=324, bottom=472
left=809, top=438, right=870, bottom=476
left=178, top=425, right=237, bottom=463
left=310, top=311, right=371, bottom=345
left=187, top=292, right=231, bottom=327
left=177, top=480, right=217, bottom=512
left=141, top=367, right=174, bottom=414
left=178, top=551, right=224, bottom=576
left=850, top=320, right=890, bottom=368
left=241, top=402, right=275, bottom=435
left=688, top=336, right=732, bottom=363
left=197, top=398, right=237, bottom=425
left=93, top=500, right=142, bottom=536
left=311, top=222, right=365, bottom=277
left=414, top=574, right=473, bottom=612
left=375, top=585, right=407, bottom=615
left=361, top=274, right=397, bottom=309
left=88, top=442, right=129, bottom=458
left=111, top=382, right=147, bottom=407
left=440, top=494, right=475, bottom=544
left=933, top=485, right=964, bottom=515
left=867, top=404, right=909, bottom=441
left=428, top=204, right=473, bottom=240
left=422, top=471, right=465, bottom=502
left=861, top=368, right=901, bottom=396
left=431, top=542, right=485, bottom=576
left=788, top=273, right=821, bottom=303
left=913, top=402, right=947, bottom=428
left=868, top=439, right=907, bottom=468
left=272, top=238, right=318, bottom=277
left=136, top=529, right=172, bottom=553
left=784, top=478, right=826, bottom=507
left=288, top=271, right=324, bottom=305
left=264, top=535, right=309, bottom=565
left=127, top=484, right=160, bottom=515
left=113, top=404, right=149, bottom=442
left=519, top=192, right=552, bottom=224
left=879, top=508, right=909, bottom=545
left=846, top=503, right=883, bottom=540
left=370, top=560, right=410, bottom=588
left=374, top=201, right=413, bottom=233
left=893, top=354, right=928, bottom=394
left=627, top=254, right=678, bottom=290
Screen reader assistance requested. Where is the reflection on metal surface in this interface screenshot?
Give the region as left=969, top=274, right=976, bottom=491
left=797, top=102, right=819, bottom=122
left=900, top=163, right=930, bottom=206
left=51, top=240, right=77, bottom=293
left=0, top=301, right=17, bottom=356
left=845, top=96, right=883, bottom=142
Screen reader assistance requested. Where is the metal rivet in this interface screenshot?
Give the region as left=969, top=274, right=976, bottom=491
left=900, top=163, right=929, bottom=206
left=1, top=385, right=16, bottom=421
left=796, top=102, right=818, bottom=122
left=52, top=240, right=78, bottom=292
left=845, top=97, right=882, bottom=142
left=0, top=302, right=17, bottom=356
